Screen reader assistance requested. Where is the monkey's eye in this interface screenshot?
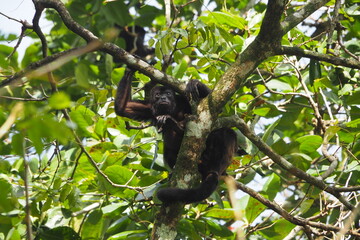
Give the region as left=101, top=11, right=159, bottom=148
left=167, top=92, right=171, bottom=96
left=155, top=93, right=160, bottom=98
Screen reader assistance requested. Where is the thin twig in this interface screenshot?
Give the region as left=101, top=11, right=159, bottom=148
left=234, top=178, right=360, bottom=237
left=284, top=56, right=326, bottom=133
left=23, top=142, right=33, bottom=240
left=0, top=95, right=48, bottom=101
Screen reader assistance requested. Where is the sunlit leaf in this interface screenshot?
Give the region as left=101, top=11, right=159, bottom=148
left=203, top=208, right=235, bottom=219
left=296, top=135, right=322, bottom=154
left=49, top=92, right=71, bottom=110
left=75, top=62, right=90, bottom=88
left=262, top=173, right=280, bottom=200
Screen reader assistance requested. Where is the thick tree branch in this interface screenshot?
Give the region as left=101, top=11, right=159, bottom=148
left=210, top=0, right=288, bottom=112
left=257, top=0, right=286, bottom=43
left=281, top=0, right=331, bottom=34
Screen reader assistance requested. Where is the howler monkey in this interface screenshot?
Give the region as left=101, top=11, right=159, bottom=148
left=114, top=69, right=238, bottom=204
left=118, top=25, right=154, bottom=59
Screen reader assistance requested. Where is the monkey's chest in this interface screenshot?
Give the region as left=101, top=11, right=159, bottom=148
left=162, top=129, right=183, bottom=148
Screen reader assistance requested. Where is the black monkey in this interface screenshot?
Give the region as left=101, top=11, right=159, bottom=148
left=118, top=25, right=154, bottom=59
left=114, top=69, right=238, bottom=203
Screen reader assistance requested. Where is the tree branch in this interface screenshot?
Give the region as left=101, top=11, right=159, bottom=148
left=34, top=0, right=185, bottom=91
left=221, top=115, right=354, bottom=210
left=234, top=178, right=360, bottom=237
left=279, top=46, right=360, bottom=69
left=33, top=0, right=98, bottom=43
left=62, top=109, right=146, bottom=192
left=210, top=0, right=288, bottom=112
left=1, top=0, right=186, bottom=93
left=281, top=0, right=331, bottom=34
left=0, top=47, right=83, bottom=88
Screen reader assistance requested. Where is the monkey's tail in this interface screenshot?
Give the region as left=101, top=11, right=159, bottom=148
left=156, top=172, right=219, bottom=204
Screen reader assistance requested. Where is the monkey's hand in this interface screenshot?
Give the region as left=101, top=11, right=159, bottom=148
left=185, top=79, right=211, bottom=102
left=156, top=115, right=171, bottom=132
left=156, top=115, right=171, bottom=124
left=185, top=79, right=201, bottom=102
left=156, top=115, right=184, bottom=133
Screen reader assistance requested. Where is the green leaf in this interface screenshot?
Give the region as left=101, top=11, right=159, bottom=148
left=309, top=59, right=321, bottom=85
left=155, top=41, right=163, bottom=60
left=200, top=11, right=245, bottom=29
left=345, top=118, right=360, bottom=128
left=203, top=208, right=235, bottom=219
left=104, top=165, right=139, bottom=186
left=59, top=184, right=72, bottom=202
left=262, top=173, right=280, bottom=200
left=177, top=219, right=202, bottom=240
left=259, top=218, right=295, bottom=239
left=69, top=106, right=96, bottom=138
left=29, top=157, right=39, bottom=173
left=0, top=176, right=16, bottom=212
left=137, top=5, right=161, bottom=27
left=11, top=133, right=24, bottom=156
left=106, top=216, right=131, bottom=235
left=324, top=125, right=341, bottom=143
left=206, top=219, right=233, bottom=237
left=36, top=226, right=81, bottom=240
left=338, top=84, right=353, bottom=96
left=299, top=199, right=315, bottom=214
left=28, top=122, right=44, bottom=154
left=49, top=92, right=71, bottom=110
left=6, top=228, right=21, bottom=240
left=81, top=210, right=105, bottom=239
left=75, top=62, right=90, bottom=88
left=94, top=117, right=107, bottom=139
left=296, top=135, right=323, bottom=154
left=245, top=197, right=267, bottom=224
left=266, top=80, right=293, bottom=91
left=107, top=230, right=147, bottom=240
left=102, top=1, right=132, bottom=26
left=41, top=197, right=53, bottom=212
left=176, top=39, right=188, bottom=49
left=197, top=57, right=208, bottom=67
left=102, top=202, right=128, bottom=217
left=173, top=58, right=187, bottom=79
left=253, top=107, right=271, bottom=116
left=262, top=118, right=281, bottom=143
left=0, top=44, right=18, bottom=69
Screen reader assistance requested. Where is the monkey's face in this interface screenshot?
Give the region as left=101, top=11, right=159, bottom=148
left=150, top=86, right=176, bottom=116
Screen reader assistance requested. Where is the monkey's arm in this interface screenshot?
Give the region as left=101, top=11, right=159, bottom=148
left=185, top=79, right=212, bottom=102
left=114, top=69, right=153, bottom=121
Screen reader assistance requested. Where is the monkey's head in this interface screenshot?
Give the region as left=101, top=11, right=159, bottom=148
left=150, top=86, right=176, bottom=116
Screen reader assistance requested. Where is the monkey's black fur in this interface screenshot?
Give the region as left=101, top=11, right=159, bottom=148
left=118, top=25, right=154, bottom=58
left=114, top=69, right=238, bottom=203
